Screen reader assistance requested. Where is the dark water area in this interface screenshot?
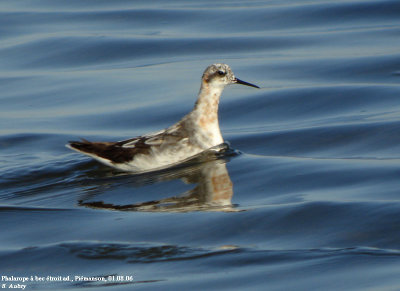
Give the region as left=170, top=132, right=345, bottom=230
left=1, top=0, right=400, bottom=290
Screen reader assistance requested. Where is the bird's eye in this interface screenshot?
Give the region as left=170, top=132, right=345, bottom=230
left=218, top=70, right=226, bottom=76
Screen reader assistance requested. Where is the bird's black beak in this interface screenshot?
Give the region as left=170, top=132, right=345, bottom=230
left=234, top=78, right=260, bottom=89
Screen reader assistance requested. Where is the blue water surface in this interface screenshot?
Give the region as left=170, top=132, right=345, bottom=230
left=1, top=0, right=400, bottom=290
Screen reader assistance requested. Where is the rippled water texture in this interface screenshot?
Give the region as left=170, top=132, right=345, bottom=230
left=1, top=0, right=400, bottom=290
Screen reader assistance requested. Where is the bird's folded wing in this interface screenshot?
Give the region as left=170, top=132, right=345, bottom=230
left=118, top=130, right=188, bottom=149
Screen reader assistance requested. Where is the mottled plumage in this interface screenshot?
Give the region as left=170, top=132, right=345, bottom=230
left=66, top=63, right=259, bottom=172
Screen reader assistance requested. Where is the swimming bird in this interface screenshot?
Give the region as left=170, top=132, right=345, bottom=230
left=66, top=63, right=259, bottom=172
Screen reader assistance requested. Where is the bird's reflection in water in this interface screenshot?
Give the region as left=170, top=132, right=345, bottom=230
left=78, top=143, right=241, bottom=212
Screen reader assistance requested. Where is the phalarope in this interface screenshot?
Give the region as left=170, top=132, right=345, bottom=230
left=67, top=63, right=259, bottom=172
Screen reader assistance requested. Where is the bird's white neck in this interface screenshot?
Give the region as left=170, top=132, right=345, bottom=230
left=195, top=81, right=223, bottom=112
left=189, top=81, right=224, bottom=146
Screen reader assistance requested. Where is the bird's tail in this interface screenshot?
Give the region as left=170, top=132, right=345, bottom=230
left=66, top=139, right=96, bottom=154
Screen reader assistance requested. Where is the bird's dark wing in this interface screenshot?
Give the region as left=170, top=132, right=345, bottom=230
left=68, top=126, right=189, bottom=164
